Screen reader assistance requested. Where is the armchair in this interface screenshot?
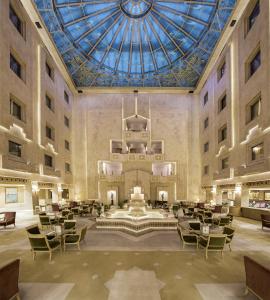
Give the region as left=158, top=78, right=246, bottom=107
left=0, top=259, right=20, bottom=300
left=39, top=215, right=57, bottom=229
left=261, top=214, right=270, bottom=230
left=62, top=210, right=70, bottom=217
left=80, top=205, right=90, bottom=217
left=25, top=224, right=56, bottom=241
left=244, top=256, right=270, bottom=300
left=27, top=233, right=61, bottom=260
left=63, top=225, right=88, bottom=251
left=177, top=225, right=198, bottom=249
left=199, top=234, right=227, bottom=259
left=203, top=217, right=213, bottom=225
left=189, top=222, right=201, bottom=231
left=0, top=212, right=16, bottom=228
left=223, top=226, right=235, bottom=251
left=71, top=207, right=80, bottom=216
left=214, top=217, right=230, bottom=227
left=64, top=220, right=76, bottom=233
left=204, top=211, right=213, bottom=218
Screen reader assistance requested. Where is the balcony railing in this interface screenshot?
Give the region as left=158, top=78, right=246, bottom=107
left=110, top=153, right=164, bottom=161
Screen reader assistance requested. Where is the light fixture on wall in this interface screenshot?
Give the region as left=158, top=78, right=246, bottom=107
left=57, top=183, right=63, bottom=193
left=211, top=185, right=217, bottom=194
left=235, top=184, right=242, bottom=194
left=32, top=181, right=39, bottom=193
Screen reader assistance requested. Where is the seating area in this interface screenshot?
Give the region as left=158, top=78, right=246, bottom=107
left=175, top=205, right=236, bottom=259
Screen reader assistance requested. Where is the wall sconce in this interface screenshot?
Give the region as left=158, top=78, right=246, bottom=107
left=32, top=181, right=39, bottom=193
left=211, top=185, right=217, bottom=194
left=57, top=184, right=63, bottom=193
left=235, top=184, right=242, bottom=194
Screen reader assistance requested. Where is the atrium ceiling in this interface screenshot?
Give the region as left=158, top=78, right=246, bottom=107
left=34, top=0, right=236, bottom=88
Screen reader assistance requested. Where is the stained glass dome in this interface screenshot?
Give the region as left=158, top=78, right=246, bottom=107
left=34, top=0, right=236, bottom=88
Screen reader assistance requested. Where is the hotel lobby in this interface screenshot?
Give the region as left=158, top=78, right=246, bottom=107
left=0, top=0, right=270, bottom=299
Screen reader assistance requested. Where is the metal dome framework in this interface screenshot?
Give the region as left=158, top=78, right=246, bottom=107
left=34, top=0, right=236, bottom=88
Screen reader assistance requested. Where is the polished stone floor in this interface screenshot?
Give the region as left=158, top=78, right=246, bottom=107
left=0, top=213, right=269, bottom=300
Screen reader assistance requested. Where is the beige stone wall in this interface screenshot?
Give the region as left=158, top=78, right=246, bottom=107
left=72, top=93, right=201, bottom=203
left=199, top=0, right=270, bottom=204
left=0, top=0, right=73, bottom=209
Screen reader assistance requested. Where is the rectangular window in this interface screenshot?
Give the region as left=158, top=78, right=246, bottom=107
left=9, top=5, right=23, bottom=36
left=204, top=142, right=209, bottom=153
left=65, top=162, right=71, bottom=173
left=247, top=0, right=260, bottom=33
left=65, top=140, right=70, bottom=151
left=46, top=62, right=53, bottom=79
left=250, top=50, right=261, bottom=77
left=45, top=125, right=54, bottom=140
left=44, top=154, right=53, bottom=167
left=218, top=125, right=227, bottom=143
left=10, top=53, right=21, bottom=78
left=247, top=94, right=261, bottom=123
left=5, top=188, right=18, bottom=204
left=204, top=117, right=209, bottom=129
left=9, top=140, right=21, bottom=157
left=46, top=95, right=54, bottom=111
left=203, top=92, right=208, bottom=106
left=204, top=165, right=209, bottom=175
left=246, top=48, right=261, bottom=80
left=10, top=98, right=22, bottom=121
left=221, top=157, right=229, bottom=170
left=64, top=116, right=70, bottom=128
left=217, top=61, right=226, bottom=81
left=251, top=143, right=264, bottom=161
left=64, top=91, right=69, bottom=104
left=219, top=94, right=227, bottom=112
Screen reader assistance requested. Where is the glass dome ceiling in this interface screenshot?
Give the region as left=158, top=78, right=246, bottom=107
left=34, top=0, right=236, bottom=88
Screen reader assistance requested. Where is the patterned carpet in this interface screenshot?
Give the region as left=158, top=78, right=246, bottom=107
left=0, top=214, right=269, bottom=300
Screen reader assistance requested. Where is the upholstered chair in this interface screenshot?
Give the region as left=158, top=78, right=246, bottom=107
left=189, top=222, right=201, bottom=231
left=39, top=215, right=56, bottom=229
left=0, top=212, right=16, bottom=228
left=64, top=225, right=88, bottom=251
left=64, top=220, right=76, bottom=233
left=199, top=234, right=227, bottom=259
left=244, top=256, right=270, bottom=300
left=203, top=217, right=213, bottom=225
left=177, top=225, right=198, bottom=249
left=62, top=210, right=70, bottom=217
left=25, top=224, right=56, bottom=241
left=71, top=207, right=80, bottom=216
left=261, top=214, right=270, bottom=230
left=223, top=226, right=235, bottom=251
left=0, top=259, right=20, bottom=300
left=27, top=234, right=61, bottom=260
left=204, top=211, right=213, bottom=218
left=214, top=217, right=231, bottom=227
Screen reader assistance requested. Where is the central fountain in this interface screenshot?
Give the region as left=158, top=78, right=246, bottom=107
left=96, top=186, right=177, bottom=235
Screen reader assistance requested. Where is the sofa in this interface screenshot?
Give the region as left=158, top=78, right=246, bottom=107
left=261, top=214, right=270, bottom=230
left=0, top=212, right=16, bottom=228
left=0, top=259, right=20, bottom=300
left=244, top=256, right=270, bottom=300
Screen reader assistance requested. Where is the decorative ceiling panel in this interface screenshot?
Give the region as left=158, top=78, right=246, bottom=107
left=34, top=0, right=236, bottom=88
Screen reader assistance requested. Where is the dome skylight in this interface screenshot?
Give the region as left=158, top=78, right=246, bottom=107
left=34, top=0, right=236, bottom=88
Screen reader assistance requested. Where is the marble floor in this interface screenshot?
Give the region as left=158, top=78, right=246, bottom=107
left=0, top=213, right=269, bottom=300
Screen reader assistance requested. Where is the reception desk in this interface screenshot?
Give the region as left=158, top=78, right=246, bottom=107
left=241, top=207, right=270, bottom=221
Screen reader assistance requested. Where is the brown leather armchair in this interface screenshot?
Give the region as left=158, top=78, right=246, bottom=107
left=0, top=212, right=16, bottom=228
left=261, top=214, right=270, bottom=230
left=0, top=259, right=20, bottom=300
left=244, top=256, right=270, bottom=300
